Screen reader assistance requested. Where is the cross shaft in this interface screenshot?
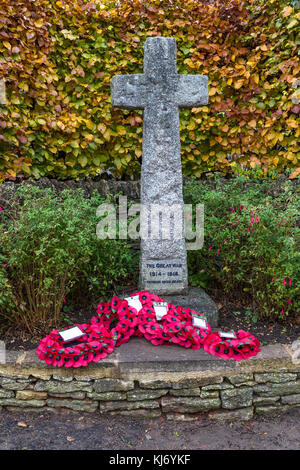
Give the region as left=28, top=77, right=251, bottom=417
left=111, top=37, right=209, bottom=294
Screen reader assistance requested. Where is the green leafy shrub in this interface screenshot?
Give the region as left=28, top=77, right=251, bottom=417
left=0, top=186, right=138, bottom=333
left=0, top=263, right=15, bottom=319
left=184, top=176, right=300, bottom=320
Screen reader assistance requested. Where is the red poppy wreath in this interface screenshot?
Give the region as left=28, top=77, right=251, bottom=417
left=37, top=290, right=260, bottom=367
left=36, top=323, right=115, bottom=368
left=203, top=330, right=260, bottom=361
left=91, top=295, right=139, bottom=346
left=138, top=303, right=211, bottom=349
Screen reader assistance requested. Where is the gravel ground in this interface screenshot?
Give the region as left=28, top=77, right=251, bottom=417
left=0, top=408, right=299, bottom=451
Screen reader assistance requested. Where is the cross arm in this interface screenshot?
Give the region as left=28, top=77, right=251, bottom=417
left=111, top=74, right=147, bottom=110
left=176, top=75, right=209, bottom=108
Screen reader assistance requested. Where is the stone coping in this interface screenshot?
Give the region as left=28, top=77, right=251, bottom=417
left=1, top=338, right=298, bottom=381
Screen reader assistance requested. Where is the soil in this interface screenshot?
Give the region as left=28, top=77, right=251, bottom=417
left=1, top=287, right=299, bottom=351
left=217, top=301, right=300, bottom=347
left=0, top=408, right=299, bottom=450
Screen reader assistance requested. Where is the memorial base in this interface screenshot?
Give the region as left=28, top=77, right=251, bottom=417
left=122, top=287, right=219, bottom=328
left=163, top=287, right=219, bottom=328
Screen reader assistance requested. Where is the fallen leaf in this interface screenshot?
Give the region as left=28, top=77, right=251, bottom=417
left=17, top=422, right=27, bottom=428
left=289, top=168, right=300, bottom=179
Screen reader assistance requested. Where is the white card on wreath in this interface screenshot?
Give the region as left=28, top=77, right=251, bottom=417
left=192, top=316, right=208, bottom=329
left=219, top=331, right=237, bottom=339
left=58, top=326, right=84, bottom=342
left=153, top=302, right=168, bottom=321
left=124, top=295, right=143, bottom=312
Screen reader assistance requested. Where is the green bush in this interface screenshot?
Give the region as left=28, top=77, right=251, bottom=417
left=0, top=263, right=15, bottom=319
left=184, top=175, right=300, bottom=321
left=0, top=176, right=298, bottom=334
left=0, top=186, right=138, bottom=333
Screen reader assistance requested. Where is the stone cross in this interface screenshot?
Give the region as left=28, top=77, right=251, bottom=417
left=111, top=37, right=208, bottom=295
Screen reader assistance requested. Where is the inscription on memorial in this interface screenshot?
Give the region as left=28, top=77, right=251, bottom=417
left=142, top=259, right=184, bottom=290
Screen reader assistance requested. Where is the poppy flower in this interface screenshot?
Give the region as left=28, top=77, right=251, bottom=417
left=170, top=329, right=189, bottom=346
left=134, top=290, right=163, bottom=304
left=134, top=328, right=144, bottom=338
left=166, top=303, right=177, bottom=316
left=51, top=352, right=66, bottom=367
left=210, top=342, right=234, bottom=359
left=126, top=309, right=139, bottom=327
left=144, top=319, right=161, bottom=336
left=164, top=317, right=183, bottom=336
left=79, top=351, right=95, bottom=367
left=117, top=320, right=131, bottom=334
left=138, top=291, right=154, bottom=305
left=138, top=307, right=154, bottom=328
left=185, top=328, right=201, bottom=346
left=91, top=348, right=108, bottom=362
left=176, top=306, right=190, bottom=320
left=111, top=296, right=122, bottom=312
left=96, top=302, right=111, bottom=315
left=62, top=356, right=74, bottom=368
left=150, top=338, right=165, bottom=345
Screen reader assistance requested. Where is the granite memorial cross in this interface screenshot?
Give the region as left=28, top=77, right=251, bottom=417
left=111, top=37, right=208, bottom=295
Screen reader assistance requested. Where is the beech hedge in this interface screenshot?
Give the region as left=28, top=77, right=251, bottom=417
left=0, top=0, right=299, bottom=180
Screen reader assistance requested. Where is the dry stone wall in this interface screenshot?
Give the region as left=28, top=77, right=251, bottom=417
left=0, top=343, right=299, bottom=421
